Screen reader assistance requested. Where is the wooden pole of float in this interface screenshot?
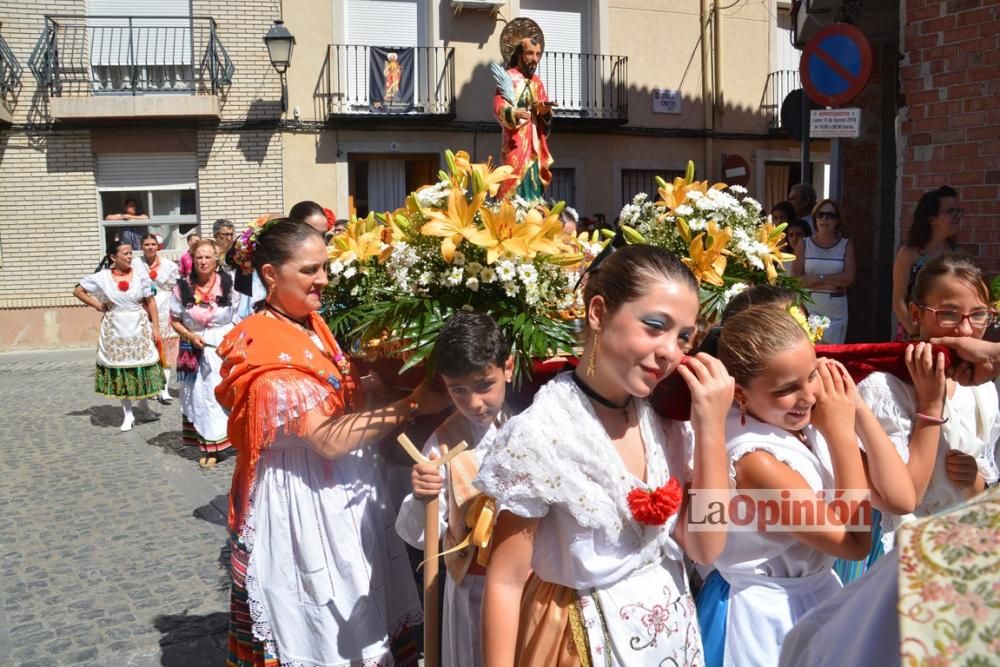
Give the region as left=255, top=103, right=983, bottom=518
left=397, top=433, right=468, bottom=667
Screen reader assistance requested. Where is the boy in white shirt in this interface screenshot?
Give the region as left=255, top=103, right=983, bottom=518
left=395, top=311, right=512, bottom=667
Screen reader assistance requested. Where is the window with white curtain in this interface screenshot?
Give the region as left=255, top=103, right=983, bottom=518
left=521, top=0, right=590, bottom=110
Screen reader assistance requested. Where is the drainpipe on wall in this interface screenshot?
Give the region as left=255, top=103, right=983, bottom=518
left=713, top=0, right=723, bottom=114
left=701, top=0, right=713, bottom=179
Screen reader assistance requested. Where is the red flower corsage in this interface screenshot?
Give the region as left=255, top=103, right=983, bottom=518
left=323, top=207, right=336, bottom=232
left=149, top=270, right=158, bottom=281
left=117, top=280, right=130, bottom=292
left=627, top=477, right=682, bottom=526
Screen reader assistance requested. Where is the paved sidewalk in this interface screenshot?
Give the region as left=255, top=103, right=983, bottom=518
left=0, top=348, right=235, bottom=666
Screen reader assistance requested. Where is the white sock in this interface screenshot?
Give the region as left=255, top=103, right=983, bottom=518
left=120, top=400, right=135, bottom=431
left=162, top=368, right=171, bottom=387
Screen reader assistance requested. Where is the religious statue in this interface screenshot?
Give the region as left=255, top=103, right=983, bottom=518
left=492, top=18, right=555, bottom=201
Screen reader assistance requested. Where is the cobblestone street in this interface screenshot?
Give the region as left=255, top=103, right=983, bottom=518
left=0, top=349, right=234, bottom=666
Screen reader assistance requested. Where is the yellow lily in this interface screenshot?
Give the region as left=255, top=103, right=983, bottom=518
left=420, top=187, right=486, bottom=263
left=328, top=213, right=391, bottom=264
left=756, top=221, right=797, bottom=284
left=682, top=221, right=732, bottom=286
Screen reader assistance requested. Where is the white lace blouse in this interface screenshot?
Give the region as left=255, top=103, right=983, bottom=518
left=857, top=371, right=1000, bottom=551
left=475, top=372, right=695, bottom=591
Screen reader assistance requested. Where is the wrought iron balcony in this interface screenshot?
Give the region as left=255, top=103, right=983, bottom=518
left=0, top=33, right=22, bottom=97
left=534, top=52, right=628, bottom=124
left=323, top=45, right=455, bottom=119
left=29, top=15, right=234, bottom=97
left=763, top=69, right=800, bottom=132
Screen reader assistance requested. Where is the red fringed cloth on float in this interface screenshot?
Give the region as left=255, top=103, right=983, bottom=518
left=360, top=342, right=956, bottom=455
left=505, top=342, right=956, bottom=421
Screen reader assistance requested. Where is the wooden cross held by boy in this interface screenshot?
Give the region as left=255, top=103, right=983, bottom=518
left=397, top=433, right=469, bottom=667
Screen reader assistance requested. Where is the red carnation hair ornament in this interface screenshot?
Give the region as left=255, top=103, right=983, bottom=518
left=323, top=207, right=336, bottom=232
left=627, top=477, right=682, bottom=526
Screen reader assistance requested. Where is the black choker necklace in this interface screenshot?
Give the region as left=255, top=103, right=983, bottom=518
left=571, top=371, right=632, bottom=419
left=266, top=303, right=310, bottom=328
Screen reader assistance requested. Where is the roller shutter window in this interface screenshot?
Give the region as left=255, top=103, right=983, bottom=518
left=87, top=0, right=193, bottom=93
left=344, top=0, right=427, bottom=110
left=96, top=153, right=198, bottom=251
left=521, top=0, right=589, bottom=110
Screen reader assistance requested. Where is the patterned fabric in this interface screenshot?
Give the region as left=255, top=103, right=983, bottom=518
left=227, top=536, right=279, bottom=667
left=94, top=362, right=164, bottom=399
left=182, top=417, right=231, bottom=454
left=897, top=485, right=1000, bottom=666
left=832, top=509, right=886, bottom=585
left=492, top=66, right=553, bottom=200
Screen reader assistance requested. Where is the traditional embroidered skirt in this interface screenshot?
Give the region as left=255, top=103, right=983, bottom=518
left=95, top=362, right=165, bottom=399
left=182, top=417, right=231, bottom=454
left=516, top=560, right=703, bottom=667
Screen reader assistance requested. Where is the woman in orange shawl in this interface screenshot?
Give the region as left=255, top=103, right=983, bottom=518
left=216, top=219, right=448, bottom=667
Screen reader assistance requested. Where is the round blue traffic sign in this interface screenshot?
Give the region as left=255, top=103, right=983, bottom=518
left=800, top=23, right=873, bottom=107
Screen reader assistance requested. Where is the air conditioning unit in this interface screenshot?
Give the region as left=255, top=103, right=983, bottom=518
left=451, top=0, right=504, bottom=16
left=791, top=0, right=840, bottom=47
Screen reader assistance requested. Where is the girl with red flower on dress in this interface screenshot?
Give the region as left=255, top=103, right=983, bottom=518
left=477, top=245, right=734, bottom=666
left=73, top=239, right=165, bottom=431
left=134, top=233, right=180, bottom=404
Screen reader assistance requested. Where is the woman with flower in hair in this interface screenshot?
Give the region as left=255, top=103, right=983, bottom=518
left=169, top=239, right=240, bottom=468
left=695, top=305, right=915, bottom=667
left=216, top=219, right=449, bottom=667
left=73, top=238, right=165, bottom=431
left=477, top=244, right=734, bottom=666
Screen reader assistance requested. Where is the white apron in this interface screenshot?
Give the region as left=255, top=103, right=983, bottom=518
left=79, top=269, right=158, bottom=368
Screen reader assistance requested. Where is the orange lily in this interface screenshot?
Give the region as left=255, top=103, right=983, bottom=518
left=468, top=199, right=541, bottom=264
left=682, top=221, right=732, bottom=286
left=656, top=176, right=727, bottom=214
left=328, top=213, right=392, bottom=264
left=451, top=150, right=516, bottom=197
left=756, top=221, right=797, bottom=283
left=420, top=187, right=486, bottom=263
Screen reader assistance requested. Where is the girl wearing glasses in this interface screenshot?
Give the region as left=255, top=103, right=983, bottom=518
left=891, top=186, right=961, bottom=340
left=791, top=199, right=856, bottom=343
left=857, top=254, right=998, bottom=561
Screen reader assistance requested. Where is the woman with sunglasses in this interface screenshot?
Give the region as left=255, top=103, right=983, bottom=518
left=791, top=198, right=856, bottom=343
left=856, top=253, right=998, bottom=562
left=891, top=186, right=960, bottom=340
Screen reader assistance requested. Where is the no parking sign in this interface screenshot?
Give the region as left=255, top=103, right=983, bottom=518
left=800, top=24, right=873, bottom=107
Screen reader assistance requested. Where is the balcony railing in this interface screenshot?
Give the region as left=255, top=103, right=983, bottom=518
left=534, top=52, right=628, bottom=123
left=29, top=15, right=234, bottom=96
left=0, top=33, right=22, bottom=96
left=763, top=69, right=800, bottom=131
left=323, top=45, right=455, bottom=117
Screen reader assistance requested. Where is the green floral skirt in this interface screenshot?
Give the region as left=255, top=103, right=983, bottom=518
left=95, top=363, right=165, bottom=399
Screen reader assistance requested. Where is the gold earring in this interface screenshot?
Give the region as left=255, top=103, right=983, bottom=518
left=586, top=333, right=600, bottom=377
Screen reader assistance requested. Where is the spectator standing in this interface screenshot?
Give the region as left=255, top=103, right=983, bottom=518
left=791, top=199, right=856, bottom=343
left=788, top=183, right=818, bottom=230
left=890, top=186, right=960, bottom=340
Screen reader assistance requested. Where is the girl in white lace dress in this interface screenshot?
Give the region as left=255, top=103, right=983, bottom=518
left=477, top=245, right=735, bottom=666
left=857, top=254, right=1000, bottom=554
left=695, top=305, right=915, bottom=667
left=134, top=233, right=180, bottom=403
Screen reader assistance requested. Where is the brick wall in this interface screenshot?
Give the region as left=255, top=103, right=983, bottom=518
left=899, top=0, right=1000, bottom=271
left=0, top=0, right=284, bottom=348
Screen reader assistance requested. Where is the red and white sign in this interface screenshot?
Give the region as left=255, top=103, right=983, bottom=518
left=722, top=154, right=751, bottom=187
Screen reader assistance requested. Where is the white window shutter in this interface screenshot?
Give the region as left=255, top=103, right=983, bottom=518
left=521, top=1, right=589, bottom=110
left=96, top=153, right=197, bottom=190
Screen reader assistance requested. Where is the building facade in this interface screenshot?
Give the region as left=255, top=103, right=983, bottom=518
left=0, top=0, right=823, bottom=350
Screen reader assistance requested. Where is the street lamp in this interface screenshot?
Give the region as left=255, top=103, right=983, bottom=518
left=264, top=20, right=295, bottom=112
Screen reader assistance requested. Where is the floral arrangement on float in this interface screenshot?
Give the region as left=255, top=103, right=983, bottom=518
left=616, top=161, right=805, bottom=321
left=321, top=151, right=808, bottom=380
left=322, top=150, right=598, bottom=382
